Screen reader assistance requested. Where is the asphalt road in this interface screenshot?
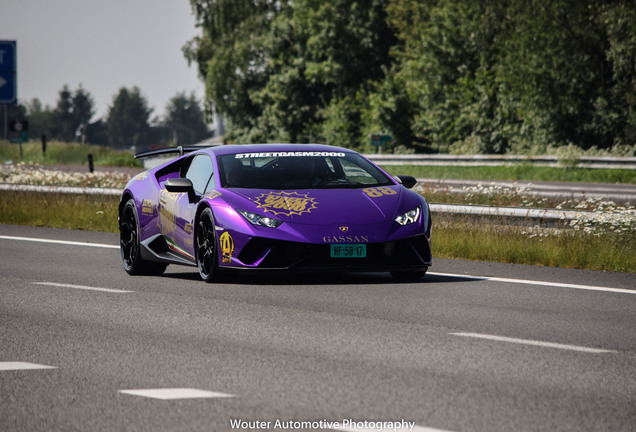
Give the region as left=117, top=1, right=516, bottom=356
left=1, top=224, right=635, bottom=432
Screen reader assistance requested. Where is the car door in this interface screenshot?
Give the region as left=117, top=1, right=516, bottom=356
left=159, top=154, right=215, bottom=261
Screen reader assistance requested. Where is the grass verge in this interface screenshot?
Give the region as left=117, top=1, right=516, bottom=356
left=0, top=191, right=119, bottom=232
left=0, top=140, right=142, bottom=168
left=433, top=216, right=635, bottom=273
left=2, top=191, right=634, bottom=273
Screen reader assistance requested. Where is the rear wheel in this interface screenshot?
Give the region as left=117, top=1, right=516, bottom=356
left=196, top=208, right=219, bottom=282
left=120, top=199, right=166, bottom=276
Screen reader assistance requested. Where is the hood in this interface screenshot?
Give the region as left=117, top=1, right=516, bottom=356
left=226, top=187, right=405, bottom=226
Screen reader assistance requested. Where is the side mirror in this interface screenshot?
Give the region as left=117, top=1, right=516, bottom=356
left=165, top=178, right=197, bottom=202
left=395, top=175, right=417, bottom=189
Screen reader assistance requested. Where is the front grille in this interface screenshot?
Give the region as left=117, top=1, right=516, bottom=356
left=237, top=235, right=431, bottom=270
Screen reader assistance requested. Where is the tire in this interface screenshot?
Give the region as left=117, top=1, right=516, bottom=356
left=196, top=207, right=219, bottom=283
left=390, top=269, right=427, bottom=281
left=119, top=199, right=167, bottom=276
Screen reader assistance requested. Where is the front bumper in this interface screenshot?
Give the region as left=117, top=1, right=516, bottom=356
left=228, top=234, right=431, bottom=272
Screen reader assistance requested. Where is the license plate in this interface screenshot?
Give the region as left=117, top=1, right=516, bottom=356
left=330, top=244, right=367, bottom=258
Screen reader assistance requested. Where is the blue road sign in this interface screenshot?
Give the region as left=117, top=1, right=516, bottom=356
left=0, top=40, right=17, bottom=104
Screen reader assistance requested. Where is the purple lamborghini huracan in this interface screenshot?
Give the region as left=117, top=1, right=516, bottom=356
left=119, top=144, right=432, bottom=281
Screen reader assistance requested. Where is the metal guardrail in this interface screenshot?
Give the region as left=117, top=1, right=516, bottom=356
left=365, top=154, right=636, bottom=169
left=1, top=183, right=600, bottom=223
left=429, top=203, right=599, bottom=222
left=0, top=183, right=121, bottom=196
left=142, top=153, right=636, bottom=170
left=414, top=178, right=636, bottom=203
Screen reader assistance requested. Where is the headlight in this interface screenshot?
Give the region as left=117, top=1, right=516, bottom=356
left=237, top=210, right=283, bottom=228
left=395, top=207, right=420, bottom=226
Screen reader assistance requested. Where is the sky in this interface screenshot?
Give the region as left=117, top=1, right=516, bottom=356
left=0, top=0, right=205, bottom=121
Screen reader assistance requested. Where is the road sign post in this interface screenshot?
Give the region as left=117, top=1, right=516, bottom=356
left=1, top=40, right=17, bottom=141
left=8, top=119, right=27, bottom=158
left=370, top=134, right=392, bottom=154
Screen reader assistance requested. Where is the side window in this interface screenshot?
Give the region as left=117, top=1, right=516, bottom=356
left=184, top=155, right=214, bottom=195
left=204, top=174, right=216, bottom=194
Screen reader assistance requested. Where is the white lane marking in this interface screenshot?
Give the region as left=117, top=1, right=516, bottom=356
left=332, top=425, right=454, bottom=432
left=451, top=332, right=616, bottom=353
left=428, top=272, right=635, bottom=295
left=118, top=388, right=235, bottom=400
left=33, top=282, right=132, bottom=294
left=0, top=235, right=120, bottom=249
left=0, top=362, right=57, bottom=371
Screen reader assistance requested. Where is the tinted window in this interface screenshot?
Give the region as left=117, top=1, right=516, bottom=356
left=218, top=152, right=393, bottom=189
left=184, top=154, right=213, bottom=194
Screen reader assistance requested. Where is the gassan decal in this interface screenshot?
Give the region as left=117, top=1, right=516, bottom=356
left=363, top=187, right=398, bottom=198
left=253, top=191, right=318, bottom=216
left=219, top=231, right=234, bottom=264
left=323, top=235, right=370, bottom=243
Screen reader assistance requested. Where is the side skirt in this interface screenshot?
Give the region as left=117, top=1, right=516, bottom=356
left=140, top=234, right=197, bottom=267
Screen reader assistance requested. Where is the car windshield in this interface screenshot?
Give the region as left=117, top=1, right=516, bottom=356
left=218, top=151, right=394, bottom=189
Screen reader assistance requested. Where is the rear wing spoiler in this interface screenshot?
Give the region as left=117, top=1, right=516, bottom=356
left=134, top=145, right=212, bottom=159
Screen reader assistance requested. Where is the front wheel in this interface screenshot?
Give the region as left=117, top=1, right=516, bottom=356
left=196, top=208, right=219, bottom=283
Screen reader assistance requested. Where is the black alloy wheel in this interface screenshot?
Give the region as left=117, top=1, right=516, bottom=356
left=196, top=208, right=219, bottom=282
left=120, top=198, right=166, bottom=276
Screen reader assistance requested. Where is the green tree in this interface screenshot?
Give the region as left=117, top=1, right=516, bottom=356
left=184, top=0, right=288, bottom=133
left=106, top=87, right=153, bottom=148
left=387, top=0, right=636, bottom=153
left=364, top=69, right=417, bottom=151
left=163, top=92, right=210, bottom=145
left=186, top=0, right=636, bottom=153
left=24, top=98, right=54, bottom=140
left=601, top=2, right=636, bottom=148
left=49, top=85, right=96, bottom=142
left=71, top=85, right=95, bottom=143
left=495, top=0, right=615, bottom=151
left=85, top=119, right=108, bottom=146
left=249, top=0, right=397, bottom=144
left=185, top=0, right=396, bottom=146
left=385, top=0, right=509, bottom=153
left=51, top=85, right=75, bottom=142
